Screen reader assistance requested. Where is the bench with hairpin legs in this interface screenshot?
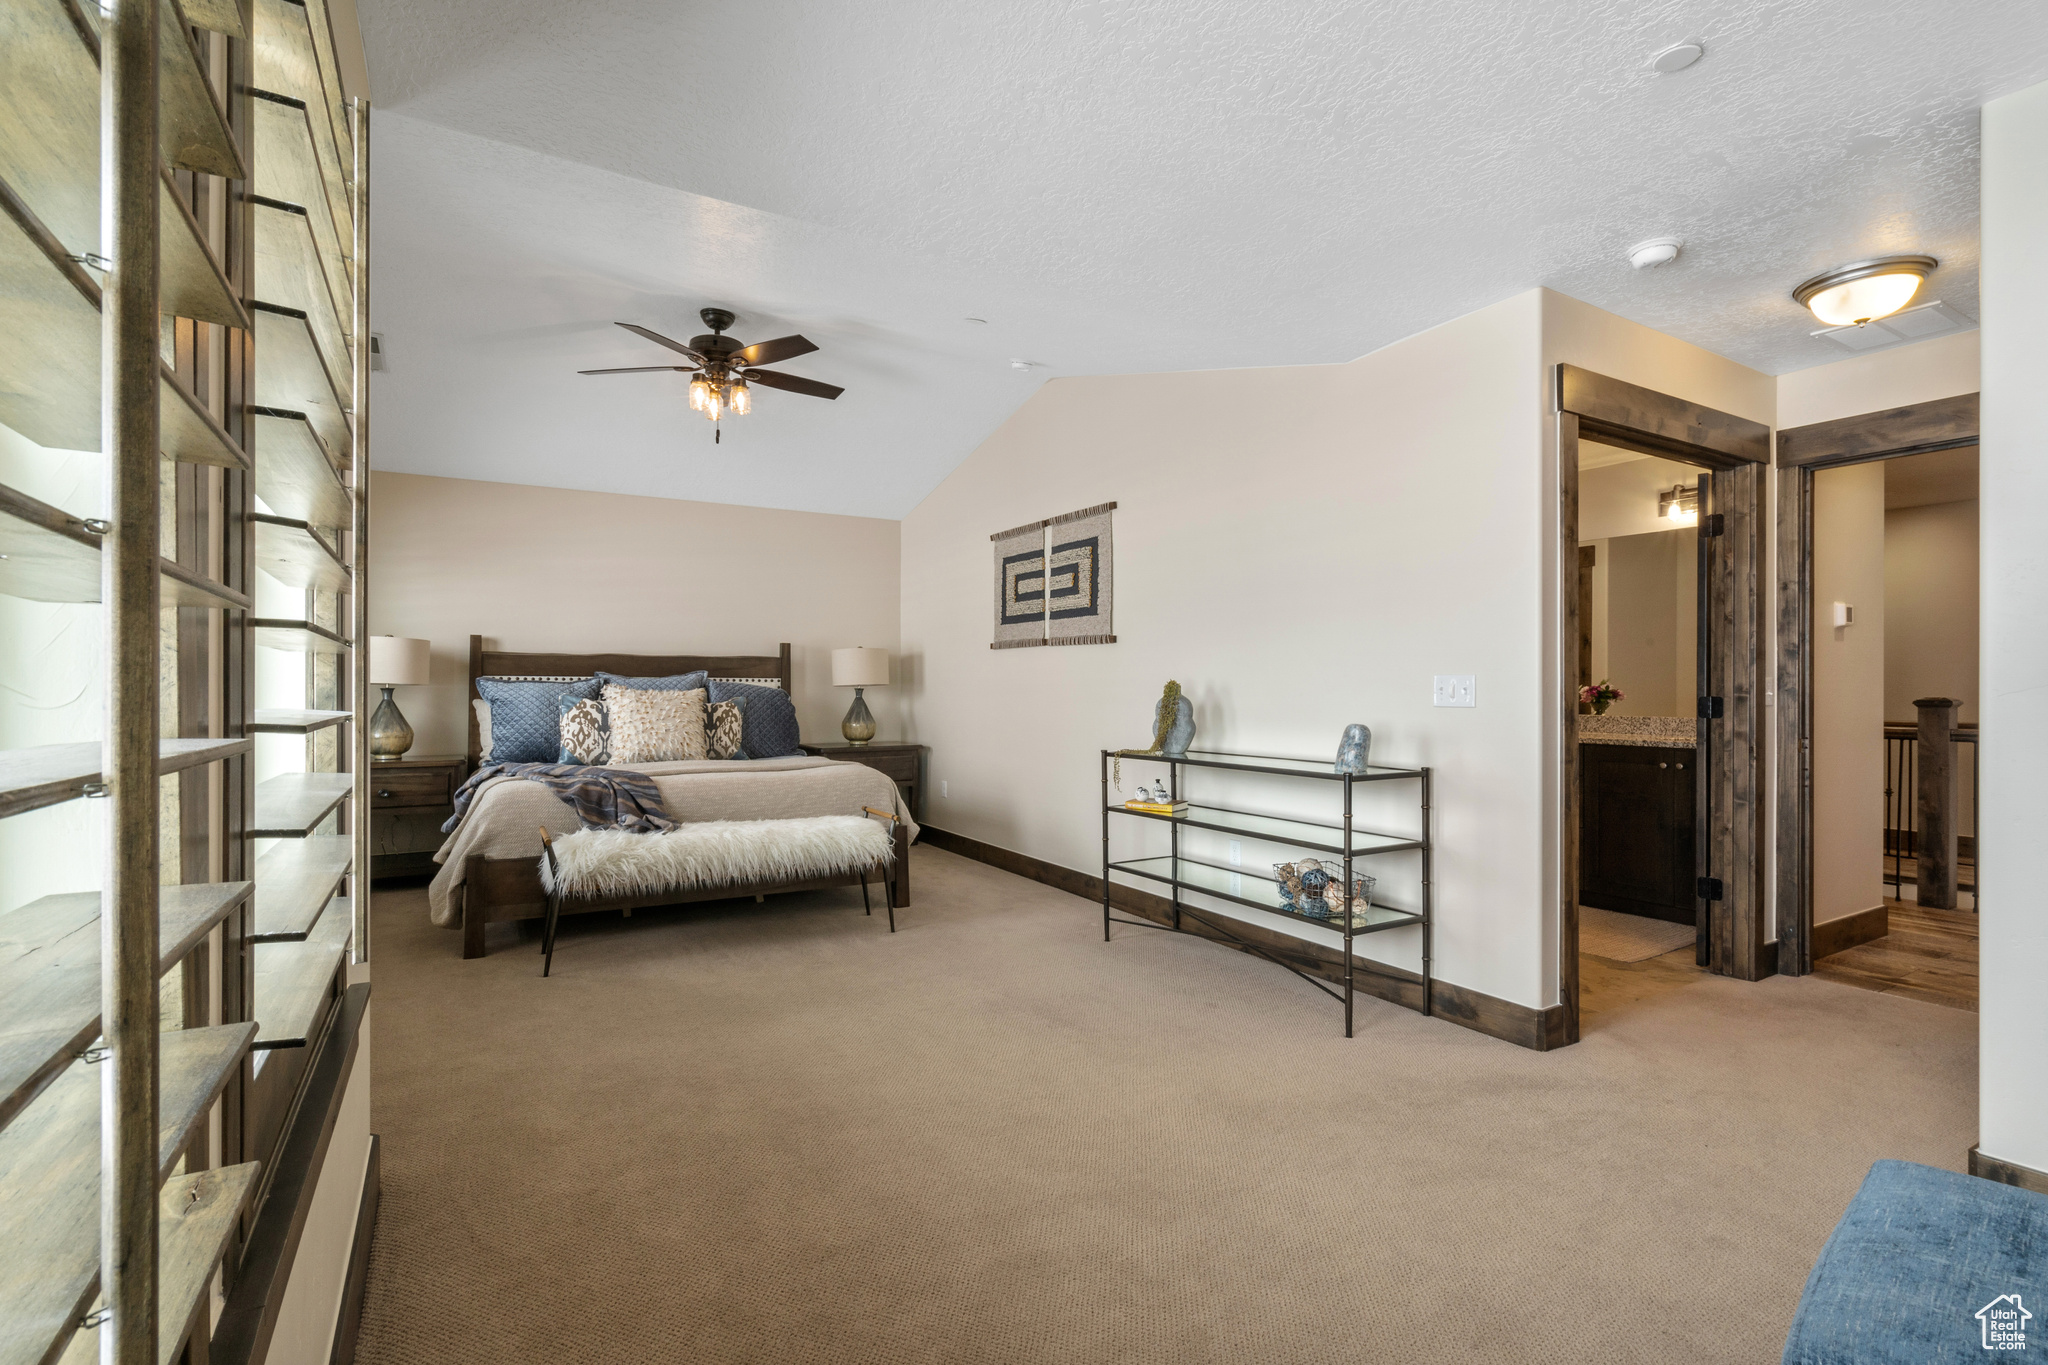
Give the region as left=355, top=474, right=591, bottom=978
left=534, top=806, right=904, bottom=977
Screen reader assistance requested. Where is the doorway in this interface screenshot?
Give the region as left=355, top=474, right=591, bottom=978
left=1774, top=392, right=1980, bottom=992
left=1555, top=365, right=1772, bottom=1044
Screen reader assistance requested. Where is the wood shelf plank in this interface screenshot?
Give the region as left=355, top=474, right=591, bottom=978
left=250, top=709, right=351, bottom=736
left=0, top=880, right=251, bottom=1132
left=252, top=618, right=351, bottom=654
left=252, top=904, right=350, bottom=1049
left=0, top=1023, right=257, bottom=1365
left=179, top=0, right=247, bottom=38
left=252, top=302, right=351, bottom=460
left=0, top=480, right=252, bottom=609
left=252, top=513, right=348, bottom=592
left=0, top=179, right=246, bottom=468
left=0, top=738, right=251, bottom=821
left=252, top=189, right=350, bottom=384
left=53, top=1162, right=263, bottom=1365
left=251, top=409, right=351, bottom=526
left=252, top=0, right=353, bottom=242
left=252, top=835, right=351, bottom=941
left=251, top=771, right=353, bottom=838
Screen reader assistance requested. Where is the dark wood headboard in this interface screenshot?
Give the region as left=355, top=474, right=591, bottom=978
left=466, top=635, right=793, bottom=768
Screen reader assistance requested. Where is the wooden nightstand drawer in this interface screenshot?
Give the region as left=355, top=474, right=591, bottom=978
left=857, top=751, right=920, bottom=783
left=370, top=768, right=455, bottom=808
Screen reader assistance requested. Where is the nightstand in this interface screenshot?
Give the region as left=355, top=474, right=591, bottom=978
left=800, top=742, right=928, bottom=819
left=368, top=754, right=467, bottom=879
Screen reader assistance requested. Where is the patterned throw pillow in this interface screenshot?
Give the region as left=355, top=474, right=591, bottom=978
left=603, top=684, right=709, bottom=763
left=558, top=697, right=610, bottom=765
left=595, top=669, right=710, bottom=693
left=473, top=676, right=600, bottom=763
left=706, top=697, right=746, bottom=760
left=707, top=680, right=801, bottom=759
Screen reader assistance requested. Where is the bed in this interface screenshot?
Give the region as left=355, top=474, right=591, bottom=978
left=429, top=638, right=917, bottom=957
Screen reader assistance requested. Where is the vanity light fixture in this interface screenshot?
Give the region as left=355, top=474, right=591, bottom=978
left=1660, top=483, right=1700, bottom=527
left=1793, top=255, right=1937, bottom=327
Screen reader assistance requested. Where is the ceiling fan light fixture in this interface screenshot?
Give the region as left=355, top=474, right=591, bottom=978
left=689, top=375, right=717, bottom=417
left=1793, top=255, right=1936, bottom=327
left=727, top=378, right=751, bottom=416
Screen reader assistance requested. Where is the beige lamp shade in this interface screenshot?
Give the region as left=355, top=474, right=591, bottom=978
left=831, top=647, right=891, bottom=687
left=370, top=636, right=432, bottom=686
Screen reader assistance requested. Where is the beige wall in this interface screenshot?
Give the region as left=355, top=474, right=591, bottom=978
left=1885, top=499, right=1979, bottom=724
left=1776, top=330, right=1979, bottom=430
left=1980, top=75, right=2048, bottom=1173
left=368, top=472, right=903, bottom=757
left=902, top=291, right=1549, bottom=1008
left=1810, top=463, right=1887, bottom=926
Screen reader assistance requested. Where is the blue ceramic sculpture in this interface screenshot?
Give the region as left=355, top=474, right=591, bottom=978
left=1158, top=692, right=1195, bottom=758
left=1335, top=723, right=1372, bottom=774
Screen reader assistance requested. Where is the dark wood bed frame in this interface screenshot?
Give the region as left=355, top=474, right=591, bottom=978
left=456, top=636, right=910, bottom=958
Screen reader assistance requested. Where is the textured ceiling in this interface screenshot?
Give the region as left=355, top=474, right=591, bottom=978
left=359, top=0, right=2048, bottom=517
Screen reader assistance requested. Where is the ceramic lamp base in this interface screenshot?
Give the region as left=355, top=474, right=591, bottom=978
left=368, top=686, right=415, bottom=761
left=840, top=687, right=877, bottom=746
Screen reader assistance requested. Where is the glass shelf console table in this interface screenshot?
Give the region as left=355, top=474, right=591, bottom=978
left=1100, top=748, right=1432, bottom=1036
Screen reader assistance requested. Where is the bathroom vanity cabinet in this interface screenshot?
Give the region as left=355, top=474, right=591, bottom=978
left=1579, top=742, right=1697, bottom=925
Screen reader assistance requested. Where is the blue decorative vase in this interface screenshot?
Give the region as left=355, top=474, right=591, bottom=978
left=1158, top=695, right=1195, bottom=757
left=1335, top=723, right=1372, bottom=774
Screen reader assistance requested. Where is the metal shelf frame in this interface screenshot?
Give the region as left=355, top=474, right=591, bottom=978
left=1101, top=750, right=1434, bottom=1037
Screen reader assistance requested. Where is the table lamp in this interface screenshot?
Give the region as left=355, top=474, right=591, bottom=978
left=369, top=636, right=432, bottom=761
left=831, top=647, right=891, bottom=746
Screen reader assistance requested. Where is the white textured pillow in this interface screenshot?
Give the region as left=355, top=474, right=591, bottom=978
left=473, top=698, right=493, bottom=760
left=603, top=684, right=709, bottom=763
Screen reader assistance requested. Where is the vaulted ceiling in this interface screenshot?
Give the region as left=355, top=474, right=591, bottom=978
left=359, top=0, right=2048, bottom=517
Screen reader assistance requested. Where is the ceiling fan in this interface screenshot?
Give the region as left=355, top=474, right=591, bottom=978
left=579, top=307, right=845, bottom=443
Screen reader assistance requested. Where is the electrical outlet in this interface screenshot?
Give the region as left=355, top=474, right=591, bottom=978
left=1228, top=840, right=1242, bottom=866
left=1433, top=675, right=1477, bottom=707
left=940, top=781, right=948, bottom=798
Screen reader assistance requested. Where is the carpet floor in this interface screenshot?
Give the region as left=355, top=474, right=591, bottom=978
left=354, top=845, right=1976, bottom=1364
left=1578, top=905, right=1698, bottom=962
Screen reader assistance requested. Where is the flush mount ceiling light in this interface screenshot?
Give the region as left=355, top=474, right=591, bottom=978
left=1649, top=42, right=1705, bottom=73
left=1793, top=255, right=1938, bottom=327
left=1659, top=483, right=1699, bottom=527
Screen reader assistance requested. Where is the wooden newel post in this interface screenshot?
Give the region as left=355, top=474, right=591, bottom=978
left=1915, top=697, right=1962, bottom=910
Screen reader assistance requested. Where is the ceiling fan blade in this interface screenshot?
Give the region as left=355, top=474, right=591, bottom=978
left=615, top=322, right=707, bottom=363
left=577, top=365, right=699, bottom=375
left=735, top=334, right=819, bottom=368
left=742, top=368, right=844, bottom=400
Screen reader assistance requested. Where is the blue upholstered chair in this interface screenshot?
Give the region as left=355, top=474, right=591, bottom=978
left=1783, top=1160, right=2046, bottom=1363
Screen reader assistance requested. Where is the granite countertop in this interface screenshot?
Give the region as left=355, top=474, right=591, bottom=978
left=1577, top=714, right=1697, bottom=748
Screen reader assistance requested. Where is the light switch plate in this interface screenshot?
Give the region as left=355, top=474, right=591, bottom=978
left=1434, top=675, right=1476, bottom=708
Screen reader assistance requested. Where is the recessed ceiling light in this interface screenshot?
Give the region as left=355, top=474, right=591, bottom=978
left=1649, top=42, right=1704, bottom=74
left=964, top=317, right=988, bottom=324
left=1627, top=237, right=1682, bottom=269
left=1793, top=255, right=1938, bottom=327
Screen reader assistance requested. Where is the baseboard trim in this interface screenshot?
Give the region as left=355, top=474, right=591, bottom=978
left=920, top=824, right=1571, bottom=1052
left=1970, top=1145, right=2048, bottom=1196
left=328, top=1133, right=382, bottom=1365
left=1812, top=904, right=1888, bottom=960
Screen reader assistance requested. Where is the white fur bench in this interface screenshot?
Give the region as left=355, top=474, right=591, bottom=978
left=535, top=810, right=900, bottom=975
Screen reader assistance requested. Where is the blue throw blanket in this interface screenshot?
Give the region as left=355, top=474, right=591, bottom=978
left=443, top=763, right=678, bottom=835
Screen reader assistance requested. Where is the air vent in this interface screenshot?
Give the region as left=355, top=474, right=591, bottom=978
left=1813, top=300, right=1974, bottom=353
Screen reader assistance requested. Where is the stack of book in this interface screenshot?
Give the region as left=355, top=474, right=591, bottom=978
left=1124, top=797, right=1189, bottom=817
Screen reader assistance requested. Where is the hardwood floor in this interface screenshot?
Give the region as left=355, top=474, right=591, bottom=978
left=1812, top=899, right=1978, bottom=1012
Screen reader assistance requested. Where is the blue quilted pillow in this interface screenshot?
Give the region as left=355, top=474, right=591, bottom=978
left=708, top=680, right=802, bottom=758
left=474, top=676, right=600, bottom=763
left=595, top=670, right=709, bottom=693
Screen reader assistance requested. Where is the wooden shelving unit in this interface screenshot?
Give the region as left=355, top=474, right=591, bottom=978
left=0, top=0, right=370, bottom=1359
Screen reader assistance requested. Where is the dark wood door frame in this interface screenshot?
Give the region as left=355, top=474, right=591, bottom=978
left=1771, top=393, right=1979, bottom=975
left=1556, top=365, right=1772, bottom=1042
